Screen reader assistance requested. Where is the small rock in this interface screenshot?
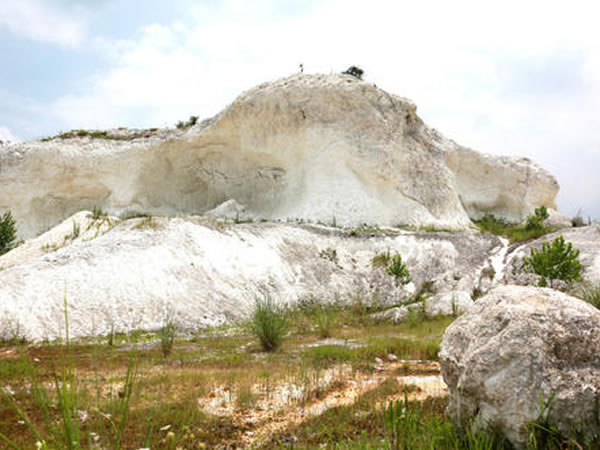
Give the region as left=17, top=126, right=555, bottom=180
left=374, top=357, right=383, bottom=365
left=387, top=353, right=398, bottom=362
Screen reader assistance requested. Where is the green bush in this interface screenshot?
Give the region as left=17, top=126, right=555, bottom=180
left=523, top=235, right=582, bottom=288
left=525, top=206, right=549, bottom=231
left=476, top=212, right=554, bottom=243
left=0, top=210, right=17, bottom=256
left=341, top=65, right=364, bottom=79
left=386, top=253, right=411, bottom=285
left=249, top=296, right=288, bottom=352
left=176, top=115, right=199, bottom=129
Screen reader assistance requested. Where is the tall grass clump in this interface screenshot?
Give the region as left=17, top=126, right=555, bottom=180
left=91, top=205, right=106, bottom=220
left=574, top=282, right=600, bottom=309
left=316, top=306, right=335, bottom=338
left=159, top=320, right=176, bottom=358
left=249, top=296, right=288, bottom=352
left=0, top=295, right=138, bottom=450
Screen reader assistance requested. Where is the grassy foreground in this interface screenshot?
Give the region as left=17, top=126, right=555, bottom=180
left=0, top=303, right=450, bottom=449
left=0, top=303, right=596, bottom=449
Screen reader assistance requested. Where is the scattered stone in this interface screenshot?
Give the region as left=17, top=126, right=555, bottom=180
left=387, top=353, right=398, bottom=362
left=440, top=285, right=600, bottom=449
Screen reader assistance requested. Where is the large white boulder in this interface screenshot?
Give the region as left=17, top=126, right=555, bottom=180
left=0, top=73, right=558, bottom=239
left=439, top=285, right=600, bottom=448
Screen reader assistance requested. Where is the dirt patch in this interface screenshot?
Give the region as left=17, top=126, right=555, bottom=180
left=196, top=359, right=445, bottom=447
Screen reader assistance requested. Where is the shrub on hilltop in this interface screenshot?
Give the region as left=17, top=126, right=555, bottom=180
left=342, top=66, right=364, bottom=79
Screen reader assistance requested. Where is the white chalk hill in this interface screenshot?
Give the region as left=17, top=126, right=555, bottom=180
left=0, top=73, right=566, bottom=341
left=1, top=73, right=558, bottom=239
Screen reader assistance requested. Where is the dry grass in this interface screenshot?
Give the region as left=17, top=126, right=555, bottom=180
left=0, top=303, right=454, bottom=448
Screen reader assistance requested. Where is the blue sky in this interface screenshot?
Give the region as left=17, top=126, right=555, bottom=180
left=0, top=0, right=598, bottom=219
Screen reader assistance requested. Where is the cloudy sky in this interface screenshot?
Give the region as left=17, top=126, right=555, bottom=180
left=0, top=0, right=598, bottom=219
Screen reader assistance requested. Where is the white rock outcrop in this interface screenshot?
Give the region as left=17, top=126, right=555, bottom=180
left=439, top=285, right=600, bottom=448
left=0, top=73, right=558, bottom=239
left=0, top=217, right=500, bottom=341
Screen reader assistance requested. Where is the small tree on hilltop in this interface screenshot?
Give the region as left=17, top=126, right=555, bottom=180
left=342, top=66, right=364, bottom=79
left=0, top=210, right=17, bottom=256
left=523, top=235, right=582, bottom=288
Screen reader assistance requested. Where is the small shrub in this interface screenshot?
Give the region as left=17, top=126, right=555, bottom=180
left=523, top=235, right=582, bottom=288
left=572, top=214, right=586, bottom=228
left=249, top=296, right=288, bottom=352
left=159, top=321, right=176, bottom=357
left=525, top=206, right=549, bottom=231
left=372, top=250, right=391, bottom=268
left=386, top=253, right=411, bottom=285
left=91, top=205, right=106, bottom=220
left=175, top=115, right=199, bottom=129
left=0, top=210, right=17, bottom=256
left=342, top=65, right=364, bottom=79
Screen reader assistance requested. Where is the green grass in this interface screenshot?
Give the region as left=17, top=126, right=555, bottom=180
left=41, top=129, right=160, bottom=142
left=574, top=282, right=600, bottom=309
left=10, top=300, right=593, bottom=449
left=304, top=336, right=440, bottom=370
left=249, top=296, right=289, bottom=351
left=475, top=213, right=555, bottom=243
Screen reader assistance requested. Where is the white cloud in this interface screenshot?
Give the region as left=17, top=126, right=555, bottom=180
left=36, top=0, right=600, bottom=217
left=0, top=0, right=87, bottom=47
left=0, top=126, right=19, bottom=143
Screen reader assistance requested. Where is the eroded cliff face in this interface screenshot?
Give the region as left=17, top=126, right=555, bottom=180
left=0, top=73, right=559, bottom=239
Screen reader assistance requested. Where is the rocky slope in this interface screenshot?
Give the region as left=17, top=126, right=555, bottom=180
left=0, top=73, right=558, bottom=239
left=0, top=214, right=502, bottom=341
